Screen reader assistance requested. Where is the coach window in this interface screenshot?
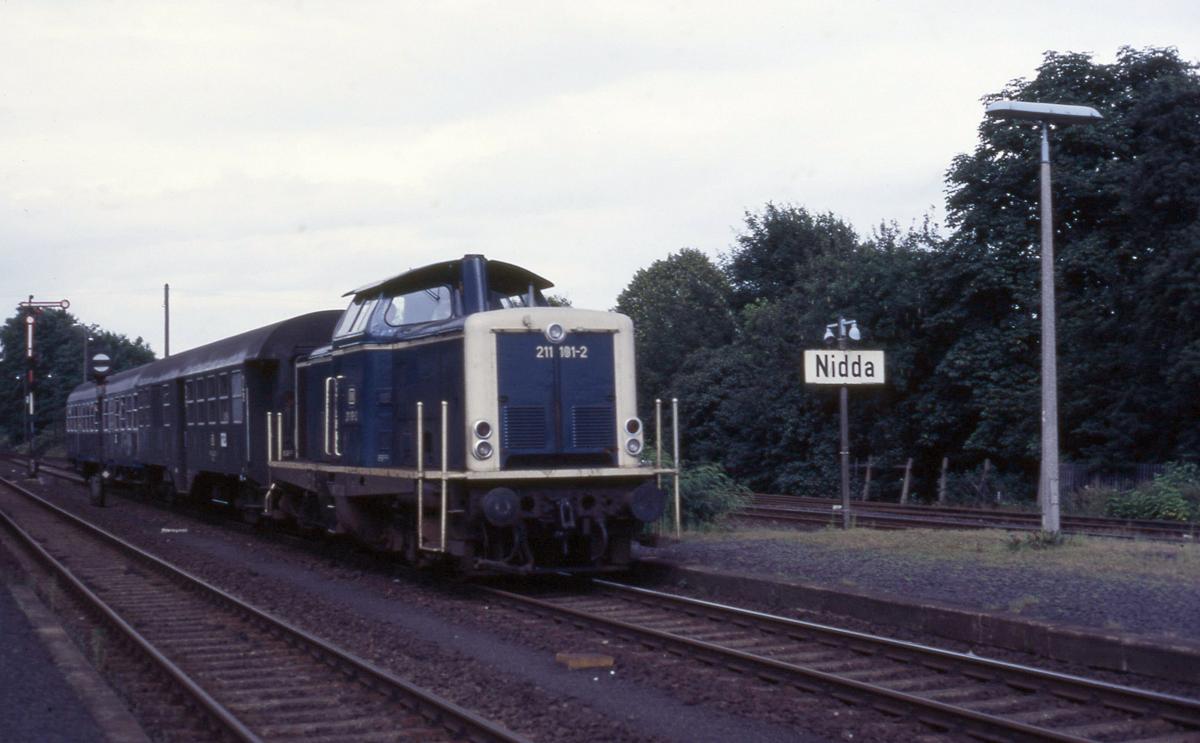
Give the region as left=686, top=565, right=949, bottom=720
left=383, top=286, right=453, bottom=327
left=219, top=373, right=231, bottom=424
left=185, top=380, right=194, bottom=425
left=230, top=370, right=244, bottom=424
left=207, top=376, right=218, bottom=424
left=162, top=384, right=171, bottom=427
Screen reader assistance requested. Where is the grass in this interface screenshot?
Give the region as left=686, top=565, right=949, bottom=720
left=682, top=527, right=1200, bottom=584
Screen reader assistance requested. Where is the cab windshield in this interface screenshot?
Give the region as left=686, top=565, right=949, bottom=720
left=488, top=283, right=547, bottom=309
left=383, top=285, right=454, bottom=326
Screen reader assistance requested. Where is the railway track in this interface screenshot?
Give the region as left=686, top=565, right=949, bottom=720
left=483, top=579, right=1200, bottom=742
left=740, top=494, right=1199, bottom=541
left=0, top=473, right=525, bottom=743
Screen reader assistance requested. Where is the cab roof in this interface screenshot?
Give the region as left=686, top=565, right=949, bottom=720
left=343, top=255, right=553, bottom=299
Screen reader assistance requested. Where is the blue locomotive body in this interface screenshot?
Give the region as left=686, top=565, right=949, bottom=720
left=66, top=255, right=668, bottom=573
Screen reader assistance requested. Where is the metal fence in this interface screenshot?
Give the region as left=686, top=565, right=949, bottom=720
left=1058, top=462, right=1165, bottom=494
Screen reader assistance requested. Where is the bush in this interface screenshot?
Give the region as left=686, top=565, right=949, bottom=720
left=1105, top=463, right=1200, bottom=522
left=649, top=451, right=750, bottom=528
left=678, top=462, right=751, bottom=527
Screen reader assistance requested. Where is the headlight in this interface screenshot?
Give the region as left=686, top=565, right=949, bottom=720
left=545, top=322, right=566, bottom=344
left=473, top=440, right=494, bottom=460
left=625, top=438, right=643, bottom=455
left=473, top=420, right=492, bottom=439
left=624, top=418, right=641, bottom=435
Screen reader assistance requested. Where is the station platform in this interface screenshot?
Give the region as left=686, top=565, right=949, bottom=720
left=0, top=572, right=147, bottom=743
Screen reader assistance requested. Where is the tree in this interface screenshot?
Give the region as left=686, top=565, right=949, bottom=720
left=614, top=248, right=736, bottom=409
left=724, top=204, right=860, bottom=309
left=0, top=308, right=155, bottom=447
left=669, top=212, right=938, bottom=493
left=931, top=47, right=1200, bottom=468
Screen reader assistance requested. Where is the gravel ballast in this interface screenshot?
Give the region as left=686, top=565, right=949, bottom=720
left=639, top=528, right=1200, bottom=643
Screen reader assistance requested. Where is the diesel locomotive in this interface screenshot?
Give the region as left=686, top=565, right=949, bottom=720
left=65, top=255, right=671, bottom=573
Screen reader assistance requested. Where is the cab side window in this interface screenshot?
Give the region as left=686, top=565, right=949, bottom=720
left=334, top=296, right=379, bottom=337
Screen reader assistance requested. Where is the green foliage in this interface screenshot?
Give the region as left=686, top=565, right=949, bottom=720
left=614, top=248, right=736, bottom=410
left=933, top=47, right=1200, bottom=464
left=647, top=450, right=750, bottom=528
left=677, top=461, right=751, bottom=528
left=0, top=308, right=154, bottom=448
left=1106, top=463, right=1200, bottom=522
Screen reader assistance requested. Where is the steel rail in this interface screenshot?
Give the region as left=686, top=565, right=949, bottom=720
left=0, top=473, right=527, bottom=743
left=742, top=495, right=1198, bottom=541
left=754, top=493, right=1195, bottom=534
left=483, top=580, right=1200, bottom=742
left=0, top=478, right=260, bottom=742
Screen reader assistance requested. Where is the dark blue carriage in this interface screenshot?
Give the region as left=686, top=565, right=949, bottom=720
left=66, top=311, right=340, bottom=504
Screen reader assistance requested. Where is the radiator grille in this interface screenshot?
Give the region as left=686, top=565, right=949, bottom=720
left=503, top=406, right=547, bottom=450
left=571, top=406, right=614, bottom=449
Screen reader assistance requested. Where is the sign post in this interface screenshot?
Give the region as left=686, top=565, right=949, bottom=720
left=90, top=352, right=111, bottom=506
left=805, top=318, right=885, bottom=528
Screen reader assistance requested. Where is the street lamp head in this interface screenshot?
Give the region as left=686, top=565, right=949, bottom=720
left=823, top=327, right=835, bottom=343
left=847, top=322, right=861, bottom=341
left=985, top=100, right=1102, bottom=125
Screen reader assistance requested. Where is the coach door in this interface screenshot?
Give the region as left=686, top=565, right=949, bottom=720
left=170, top=380, right=187, bottom=492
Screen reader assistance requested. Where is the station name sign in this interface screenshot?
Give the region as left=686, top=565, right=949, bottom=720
left=804, top=350, right=886, bottom=385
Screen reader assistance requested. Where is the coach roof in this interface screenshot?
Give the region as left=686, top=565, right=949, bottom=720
left=68, top=311, right=341, bottom=402
left=137, top=310, right=341, bottom=385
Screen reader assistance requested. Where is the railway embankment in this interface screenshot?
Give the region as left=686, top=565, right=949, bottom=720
left=635, top=528, right=1200, bottom=685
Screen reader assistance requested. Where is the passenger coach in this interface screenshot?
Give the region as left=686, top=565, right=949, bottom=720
left=67, top=312, right=341, bottom=504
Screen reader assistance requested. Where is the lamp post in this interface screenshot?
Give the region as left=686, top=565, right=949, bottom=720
left=984, top=100, right=1102, bottom=535
left=824, top=317, right=861, bottom=529
left=82, top=330, right=94, bottom=385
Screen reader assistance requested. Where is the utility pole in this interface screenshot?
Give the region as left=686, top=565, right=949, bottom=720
left=164, top=283, right=170, bottom=358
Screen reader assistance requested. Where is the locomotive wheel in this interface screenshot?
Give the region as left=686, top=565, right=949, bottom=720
left=88, top=474, right=106, bottom=507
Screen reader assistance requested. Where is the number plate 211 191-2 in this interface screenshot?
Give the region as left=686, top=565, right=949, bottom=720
left=535, top=345, right=589, bottom=360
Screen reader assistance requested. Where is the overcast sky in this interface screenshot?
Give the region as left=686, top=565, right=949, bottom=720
left=2, top=1, right=1197, bottom=355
